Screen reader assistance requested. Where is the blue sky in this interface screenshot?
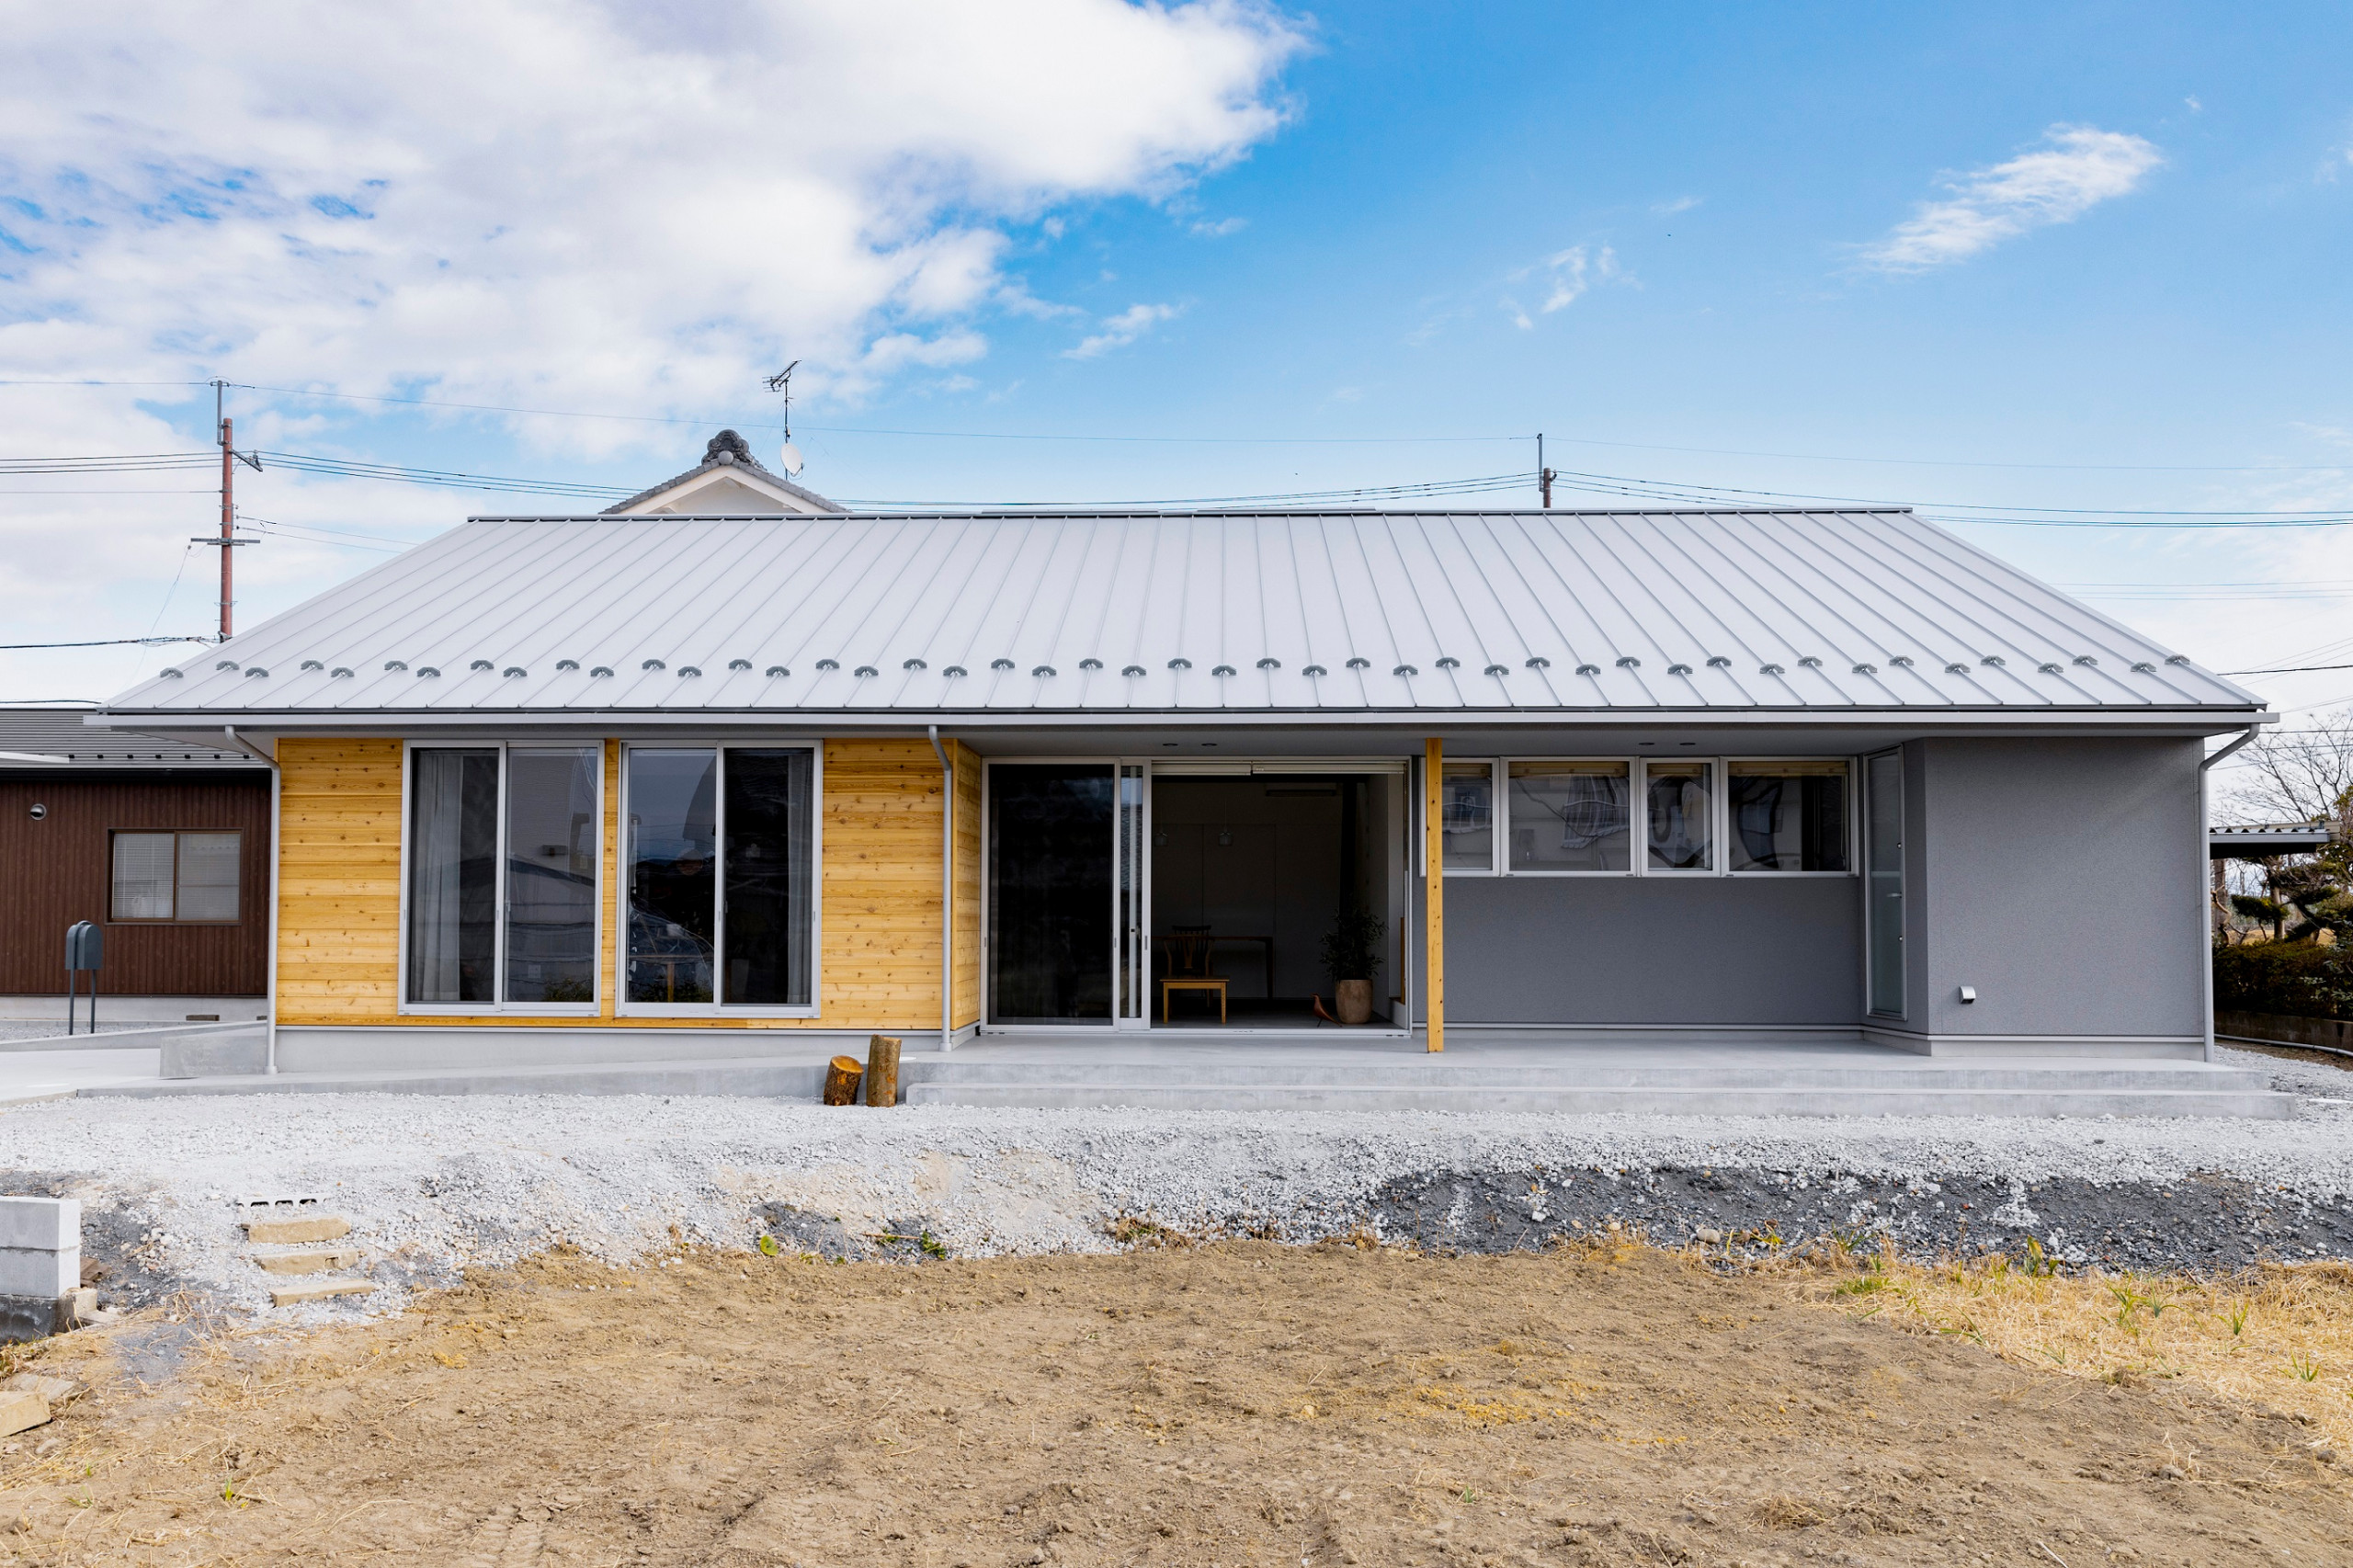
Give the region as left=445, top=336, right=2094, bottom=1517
left=4, top=0, right=2350, bottom=765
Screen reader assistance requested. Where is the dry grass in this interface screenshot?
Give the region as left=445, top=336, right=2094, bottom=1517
left=1813, top=1244, right=2353, bottom=1452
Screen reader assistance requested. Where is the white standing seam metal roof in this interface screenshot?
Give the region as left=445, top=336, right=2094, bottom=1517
left=106, top=509, right=2263, bottom=718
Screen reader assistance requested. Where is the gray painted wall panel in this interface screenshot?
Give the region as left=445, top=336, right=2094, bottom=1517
left=1915, top=737, right=2204, bottom=1039
left=1425, top=875, right=1862, bottom=1025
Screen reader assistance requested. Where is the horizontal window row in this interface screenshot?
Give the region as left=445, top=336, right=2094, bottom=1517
left=1439, top=757, right=1852, bottom=876
left=404, top=744, right=817, bottom=1014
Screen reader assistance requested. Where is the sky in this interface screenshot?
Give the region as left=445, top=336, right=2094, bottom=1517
left=3, top=0, right=2350, bottom=797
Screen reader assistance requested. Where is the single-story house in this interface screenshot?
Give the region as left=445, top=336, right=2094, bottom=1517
left=90, top=438, right=2269, bottom=1079
left=0, top=707, right=270, bottom=1023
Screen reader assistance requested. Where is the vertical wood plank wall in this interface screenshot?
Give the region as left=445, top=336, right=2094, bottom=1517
left=274, top=736, right=954, bottom=1030
left=277, top=738, right=404, bottom=1023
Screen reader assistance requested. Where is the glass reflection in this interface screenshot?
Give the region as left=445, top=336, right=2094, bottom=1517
left=628, top=749, right=717, bottom=1003
left=1644, top=760, right=1713, bottom=870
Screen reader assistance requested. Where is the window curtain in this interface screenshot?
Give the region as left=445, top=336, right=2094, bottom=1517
left=409, top=749, right=499, bottom=1003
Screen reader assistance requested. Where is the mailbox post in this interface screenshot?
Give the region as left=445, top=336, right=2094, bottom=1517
left=63, top=922, right=101, bottom=1036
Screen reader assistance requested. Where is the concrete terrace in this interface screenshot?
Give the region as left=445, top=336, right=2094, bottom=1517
left=60, top=1030, right=2297, bottom=1119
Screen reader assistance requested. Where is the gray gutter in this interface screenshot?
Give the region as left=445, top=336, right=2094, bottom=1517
left=2197, top=726, right=2264, bottom=1064
left=216, top=726, right=281, bottom=1076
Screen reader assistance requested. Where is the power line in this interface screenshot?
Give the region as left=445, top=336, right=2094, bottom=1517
left=21, top=377, right=2353, bottom=472
left=2222, top=663, right=2353, bottom=676
left=0, top=636, right=213, bottom=651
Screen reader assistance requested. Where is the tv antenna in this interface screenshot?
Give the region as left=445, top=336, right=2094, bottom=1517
left=765, top=360, right=803, bottom=474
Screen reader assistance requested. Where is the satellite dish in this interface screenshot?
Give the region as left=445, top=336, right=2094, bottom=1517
left=778, top=440, right=804, bottom=476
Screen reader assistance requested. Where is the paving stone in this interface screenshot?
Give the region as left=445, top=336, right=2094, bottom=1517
left=252, top=1247, right=362, bottom=1276
left=0, top=1389, right=48, bottom=1437
left=243, top=1215, right=349, bottom=1244
left=267, top=1276, right=377, bottom=1306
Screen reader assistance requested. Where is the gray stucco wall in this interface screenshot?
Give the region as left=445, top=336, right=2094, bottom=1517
left=1427, top=874, right=1862, bottom=1026
left=1899, top=736, right=2206, bottom=1042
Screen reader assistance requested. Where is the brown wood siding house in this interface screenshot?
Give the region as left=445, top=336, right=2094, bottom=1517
left=0, top=709, right=268, bottom=999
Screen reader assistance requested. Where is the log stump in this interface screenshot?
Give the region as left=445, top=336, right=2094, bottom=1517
left=821, top=1055, right=863, bottom=1107
left=865, top=1035, right=903, bottom=1108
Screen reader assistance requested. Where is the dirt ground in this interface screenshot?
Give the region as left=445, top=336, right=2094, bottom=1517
left=1, top=1240, right=2348, bottom=1567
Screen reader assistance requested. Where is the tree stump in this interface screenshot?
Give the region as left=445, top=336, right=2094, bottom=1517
left=865, top=1035, right=903, bottom=1108
left=821, top=1055, right=863, bottom=1107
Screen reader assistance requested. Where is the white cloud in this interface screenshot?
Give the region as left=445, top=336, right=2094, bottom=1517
left=1190, top=216, right=1248, bottom=237
left=1063, top=301, right=1181, bottom=359
left=1652, top=196, right=1701, bottom=216
left=1499, top=244, right=1623, bottom=328
left=0, top=0, right=1303, bottom=695
left=1861, top=125, right=2163, bottom=273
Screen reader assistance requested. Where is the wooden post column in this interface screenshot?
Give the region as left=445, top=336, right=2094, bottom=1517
left=1424, top=737, right=1445, bottom=1054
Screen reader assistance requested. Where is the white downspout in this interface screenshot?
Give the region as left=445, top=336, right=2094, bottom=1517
left=222, top=726, right=280, bottom=1074
left=927, top=725, right=954, bottom=1053
left=2199, top=726, right=2261, bottom=1064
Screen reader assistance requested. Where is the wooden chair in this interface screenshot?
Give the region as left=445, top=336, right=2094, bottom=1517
left=1158, top=926, right=1226, bottom=1023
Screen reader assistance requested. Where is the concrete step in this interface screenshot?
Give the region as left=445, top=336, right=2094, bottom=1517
left=242, top=1213, right=350, bottom=1244
left=267, top=1276, right=380, bottom=1307
left=251, top=1247, right=363, bottom=1277
left=901, top=1061, right=2276, bottom=1092
left=902, top=1081, right=2296, bottom=1119
left=87, top=1058, right=833, bottom=1100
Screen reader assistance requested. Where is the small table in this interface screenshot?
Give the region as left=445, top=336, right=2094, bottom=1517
left=1159, top=976, right=1229, bottom=1023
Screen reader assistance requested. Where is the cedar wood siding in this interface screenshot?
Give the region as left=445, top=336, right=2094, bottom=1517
left=0, top=775, right=268, bottom=995
left=274, top=735, right=961, bottom=1028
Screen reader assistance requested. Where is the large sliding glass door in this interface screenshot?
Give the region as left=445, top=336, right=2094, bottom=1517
left=987, top=764, right=1121, bottom=1026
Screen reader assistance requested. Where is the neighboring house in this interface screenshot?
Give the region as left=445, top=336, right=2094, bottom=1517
left=603, top=429, right=846, bottom=517
left=90, top=454, right=2268, bottom=1073
left=0, top=707, right=269, bottom=1019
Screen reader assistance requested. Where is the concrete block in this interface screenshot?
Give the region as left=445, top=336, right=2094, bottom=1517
left=0, top=1296, right=69, bottom=1344
left=0, top=1198, right=77, bottom=1252
left=0, top=1248, right=78, bottom=1300
left=161, top=1026, right=268, bottom=1079
left=267, top=1276, right=377, bottom=1306
left=0, top=1390, right=47, bottom=1437
left=244, top=1215, right=348, bottom=1244
left=253, top=1248, right=360, bottom=1276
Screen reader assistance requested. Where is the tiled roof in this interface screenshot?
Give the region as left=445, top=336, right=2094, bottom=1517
left=0, top=706, right=263, bottom=767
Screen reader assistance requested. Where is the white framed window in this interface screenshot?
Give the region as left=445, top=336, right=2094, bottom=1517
left=1725, top=759, right=1853, bottom=874
left=619, top=743, right=821, bottom=1017
left=1641, top=757, right=1717, bottom=873
left=1440, top=759, right=1499, bottom=874
left=108, top=830, right=242, bottom=923
left=1505, top=759, right=1633, bottom=873
left=1466, top=754, right=1863, bottom=879
left=403, top=743, right=603, bottom=1012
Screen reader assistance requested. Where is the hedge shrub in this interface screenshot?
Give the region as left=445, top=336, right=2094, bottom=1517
left=2212, top=940, right=2353, bottom=1022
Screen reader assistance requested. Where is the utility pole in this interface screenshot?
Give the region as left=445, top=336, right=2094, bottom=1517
left=199, top=381, right=262, bottom=640
left=1537, top=433, right=1554, bottom=509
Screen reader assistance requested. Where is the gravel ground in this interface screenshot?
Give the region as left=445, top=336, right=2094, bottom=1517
left=2, top=1044, right=2346, bottom=1331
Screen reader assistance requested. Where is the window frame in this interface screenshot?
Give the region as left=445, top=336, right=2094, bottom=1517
left=1464, top=755, right=1864, bottom=879
left=398, top=740, right=607, bottom=1017
left=106, top=829, right=244, bottom=924
left=1493, top=757, right=1637, bottom=877
left=1438, top=758, right=1503, bottom=876
left=614, top=739, right=824, bottom=1020
left=1720, top=756, right=1860, bottom=878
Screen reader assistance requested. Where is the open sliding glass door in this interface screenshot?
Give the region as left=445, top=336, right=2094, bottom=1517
left=1116, top=763, right=1149, bottom=1030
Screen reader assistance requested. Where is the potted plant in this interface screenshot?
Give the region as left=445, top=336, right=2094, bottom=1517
left=1320, top=909, right=1387, bottom=1026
